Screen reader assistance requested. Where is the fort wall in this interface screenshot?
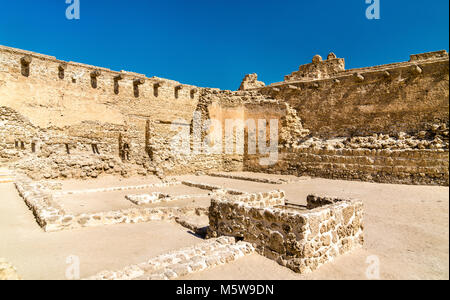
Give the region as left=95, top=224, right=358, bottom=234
left=258, top=51, right=449, bottom=138
left=243, top=51, right=449, bottom=185
left=0, top=45, right=448, bottom=185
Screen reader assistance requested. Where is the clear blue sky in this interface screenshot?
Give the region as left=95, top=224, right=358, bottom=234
left=0, top=0, right=448, bottom=90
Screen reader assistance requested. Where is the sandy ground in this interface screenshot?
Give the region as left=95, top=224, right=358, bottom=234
left=179, top=175, right=450, bottom=280
left=0, top=182, right=204, bottom=280
left=1, top=173, right=448, bottom=280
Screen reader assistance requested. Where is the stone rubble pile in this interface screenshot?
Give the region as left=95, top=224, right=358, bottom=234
left=294, top=123, right=448, bottom=151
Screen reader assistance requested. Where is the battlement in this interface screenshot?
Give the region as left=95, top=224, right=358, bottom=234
left=0, top=45, right=200, bottom=101
left=282, top=50, right=448, bottom=84
left=410, top=50, right=449, bottom=62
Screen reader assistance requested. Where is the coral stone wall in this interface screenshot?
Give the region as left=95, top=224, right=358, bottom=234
left=247, top=51, right=449, bottom=186
left=1, top=45, right=448, bottom=185
left=208, top=192, right=364, bottom=274
left=246, top=148, right=449, bottom=186
left=0, top=46, right=282, bottom=177
left=262, top=52, right=449, bottom=138
left=0, top=45, right=200, bottom=128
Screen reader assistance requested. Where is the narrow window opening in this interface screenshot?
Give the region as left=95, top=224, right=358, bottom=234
left=91, top=70, right=101, bottom=89
left=175, top=85, right=183, bottom=99
left=20, top=141, right=25, bottom=150
left=31, top=142, right=36, bottom=153
left=123, top=143, right=130, bottom=161
left=190, top=88, right=197, bottom=100
left=119, top=134, right=131, bottom=161
left=21, top=56, right=32, bottom=77
left=145, top=119, right=153, bottom=160
left=133, top=79, right=144, bottom=98
left=114, top=74, right=124, bottom=95
left=58, top=64, right=67, bottom=80
left=153, top=83, right=161, bottom=98
left=65, top=144, right=70, bottom=154
left=92, top=144, right=100, bottom=155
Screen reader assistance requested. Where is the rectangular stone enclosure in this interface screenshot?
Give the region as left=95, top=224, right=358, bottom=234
left=208, top=191, right=364, bottom=274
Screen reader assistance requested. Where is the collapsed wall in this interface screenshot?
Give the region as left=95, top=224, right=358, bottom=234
left=243, top=50, right=449, bottom=186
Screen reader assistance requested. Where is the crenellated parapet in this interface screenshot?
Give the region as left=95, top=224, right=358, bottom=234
left=275, top=50, right=449, bottom=87
left=0, top=45, right=200, bottom=102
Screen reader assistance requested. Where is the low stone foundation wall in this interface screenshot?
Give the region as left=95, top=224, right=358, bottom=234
left=15, top=177, right=207, bottom=232
left=53, top=181, right=180, bottom=196
left=0, top=259, right=21, bottom=280
left=208, top=172, right=289, bottom=184
left=246, top=148, right=449, bottom=186
left=86, top=237, right=255, bottom=280
left=182, top=180, right=245, bottom=195
left=213, top=189, right=286, bottom=208
left=208, top=192, right=364, bottom=274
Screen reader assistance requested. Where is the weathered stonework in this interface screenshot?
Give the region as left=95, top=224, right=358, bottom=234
left=0, top=259, right=21, bottom=280
left=246, top=148, right=449, bottom=186
left=14, top=177, right=208, bottom=232
left=1, top=45, right=448, bottom=186
left=285, top=53, right=346, bottom=81
left=238, top=73, right=266, bottom=90
left=208, top=191, right=364, bottom=274
left=86, top=236, right=255, bottom=280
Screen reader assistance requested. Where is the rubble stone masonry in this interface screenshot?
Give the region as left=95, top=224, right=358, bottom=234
left=0, top=45, right=448, bottom=185
left=208, top=191, right=364, bottom=273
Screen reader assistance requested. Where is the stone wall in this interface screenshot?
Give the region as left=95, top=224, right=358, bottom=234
left=245, top=51, right=449, bottom=186
left=208, top=191, right=364, bottom=274
left=1, top=45, right=448, bottom=186
left=14, top=177, right=207, bottom=232
left=246, top=148, right=449, bottom=186
left=0, top=45, right=286, bottom=178
left=87, top=237, right=255, bottom=280
left=261, top=51, right=449, bottom=138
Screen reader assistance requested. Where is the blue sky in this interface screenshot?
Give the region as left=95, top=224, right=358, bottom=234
left=0, top=0, right=448, bottom=90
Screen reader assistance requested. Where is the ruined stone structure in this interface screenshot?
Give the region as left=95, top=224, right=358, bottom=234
left=0, top=44, right=447, bottom=280
left=208, top=191, right=364, bottom=274
left=0, top=45, right=448, bottom=186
